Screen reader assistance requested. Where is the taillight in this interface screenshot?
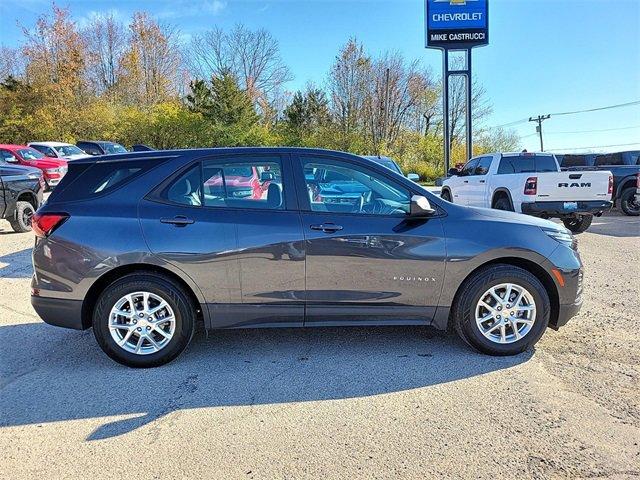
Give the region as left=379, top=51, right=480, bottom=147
left=524, top=176, right=537, bottom=195
left=608, top=175, right=613, bottom=195
left=32, top=213, right=68, bottom=237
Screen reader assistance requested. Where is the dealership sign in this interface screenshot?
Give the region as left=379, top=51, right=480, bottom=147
left=425, top=0, right=489, bottom=49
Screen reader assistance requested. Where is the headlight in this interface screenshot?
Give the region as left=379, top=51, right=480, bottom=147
left=542, top=227, right=576, bottom=250
left=45, top=168, right=59, bottom=174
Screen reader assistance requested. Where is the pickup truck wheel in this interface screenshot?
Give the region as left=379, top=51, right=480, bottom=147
left=451, top=264, right=550, bottom=356
left=93, top=273, right=196, bottom=368
left=493, top=196, right=513, bottom=211
left=619, top=187, right=640, bottom=216
left=9, top=201, right=35, bottom=233
left=441, top=190, right=452, bottom=202
left=562, top=214, right=593, bottom=234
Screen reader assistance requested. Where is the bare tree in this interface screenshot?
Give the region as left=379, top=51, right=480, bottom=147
left=118, top=12, right=182, bottom=105
left=328, top=38, right=371, bottom=142
left=82, top=12, right=125, bottom=95
left=0, top=46, right=25, bottom=80
left=188, top=24, right=292, bottom=109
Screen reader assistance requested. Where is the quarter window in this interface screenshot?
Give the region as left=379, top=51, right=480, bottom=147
left=302, top=157, right=410, bottom=216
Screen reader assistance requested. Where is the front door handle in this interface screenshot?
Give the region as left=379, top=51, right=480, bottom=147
left=463, top=180, right=469, bottom=183
left=479, top=180, right=485, bottom=184
left=160, top=215, right=194, bottom=226
left=310, top=223, right=343, bottom=233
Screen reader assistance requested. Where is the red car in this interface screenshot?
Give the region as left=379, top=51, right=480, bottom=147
left=0, top=144, right=68, bottom=190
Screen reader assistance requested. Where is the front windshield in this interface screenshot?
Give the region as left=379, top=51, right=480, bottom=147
left=57, top=145, right=85, bottom=156
left=105, top=143, right=128, bottom=154
left=17, top=148, right=46, bottom=160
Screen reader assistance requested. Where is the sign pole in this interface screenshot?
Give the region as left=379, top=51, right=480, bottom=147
left=442, top=49, right=450, bottom=174
left=425, top=0, right=488, bottom=176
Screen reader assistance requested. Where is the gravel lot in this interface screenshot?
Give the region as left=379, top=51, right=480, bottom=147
left=1, top=212, right=638, bottom=479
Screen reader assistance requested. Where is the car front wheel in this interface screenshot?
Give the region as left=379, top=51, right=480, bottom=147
left=451, top=264, right=550, bottom=356
left=93, top=273, right=196, bottom=368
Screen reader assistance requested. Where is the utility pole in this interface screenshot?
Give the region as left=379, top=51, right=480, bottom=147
left=528, top=114, right=551, bottom=151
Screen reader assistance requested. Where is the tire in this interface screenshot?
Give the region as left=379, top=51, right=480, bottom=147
left=562, top=214, right=593, bottom=234
left=493, top=196, right=513, bottom=211
left=619, top=187, right=640, bottom=216
left=441, top=190, right=452, bottom=202
left=9, top=201, right=35, bottom=233
left=451, top=264, right=550, bottom=356
left=93, top=272, right=196, bottom=368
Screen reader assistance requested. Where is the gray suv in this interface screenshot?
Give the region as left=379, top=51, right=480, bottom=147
left=31, top=148, right=583, bottom=367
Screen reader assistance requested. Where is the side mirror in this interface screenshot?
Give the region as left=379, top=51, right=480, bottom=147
left=5, top=155, right=17, bottom=163
left=260, top=171, right=275, bottom=182
left=448, top=168, right=459, bottom=176
left=406, top=173, right=420, bottom=182
left=410, top=195, right=436, bottom=217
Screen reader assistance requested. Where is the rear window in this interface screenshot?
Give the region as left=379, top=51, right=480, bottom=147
left=561, top=155, right=589, bottom=167
left=497, top=155, right=557, bottom=174
left=594, top=153, right=624, bottom=166
left=48, top=159, right=163, bottom=203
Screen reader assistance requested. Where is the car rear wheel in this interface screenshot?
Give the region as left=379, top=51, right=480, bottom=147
left=493, top=196, right=513, bottom=211
left=9, top=201, right=35, bottom=233
left=562, top=214, right=593, bottom=234
left=619, top=187, right=640, bottom=216
left=93, top=273, right=196, bottom=368
left=451, top=264, right=550, bottom=356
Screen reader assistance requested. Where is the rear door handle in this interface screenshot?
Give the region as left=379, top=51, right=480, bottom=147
left=479, top=180, right=486, bottom=184
left=463, top=180, right=469, bottom=183
left=310, top=223, right=343, bottom=233
left=160, top=215, right=194, bottom=226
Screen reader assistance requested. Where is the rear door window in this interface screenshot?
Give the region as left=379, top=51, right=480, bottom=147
left=474, top=157, right=492, bottom=175
left=534, top=155, right=558, bottom=172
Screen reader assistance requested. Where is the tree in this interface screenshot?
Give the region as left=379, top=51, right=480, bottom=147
left=283, top=86, right=329, bottom=136
left=327, top=38, right=371, bottom=149
left=185, top=79, right=214, bottom=115
left=208, top=71, right=258, bottom=127
left=82, top=12, right=125, bottom=96
left=188, top=24, right=292, bottom=112
left=118, top=12, right=182, bottom=105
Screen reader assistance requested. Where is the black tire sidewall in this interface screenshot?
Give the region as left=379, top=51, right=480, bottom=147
left=494, top=197, right=513, bottom=211
left=620, top=188, right=640, bottom=216
left=455, top=266, right=550, bottom=356
left=441, top=190, right=452, bottom=202
left=563, top=214, right=592, bottom=233
left=93, top=274, right=195, bottom=368
left=10, top=201, right=34, bottom=233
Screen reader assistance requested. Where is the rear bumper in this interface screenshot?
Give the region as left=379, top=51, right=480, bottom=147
left=522, top=200, right=612, bottom=217
left=31, top=295, right=86, bottom=330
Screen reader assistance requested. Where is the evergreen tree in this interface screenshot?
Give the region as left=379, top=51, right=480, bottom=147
left=185, top=79, right=213, bottom=115
left=209, top=71, right=258, bottom=127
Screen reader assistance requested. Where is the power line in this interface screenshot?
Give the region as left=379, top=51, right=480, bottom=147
left=545, top=125, right=640, bottom=135
left=546, top=142, right=640, bottom=152
left=550, top=100, right=640, bottom=117
left=492, top=99, right=640, bottom=129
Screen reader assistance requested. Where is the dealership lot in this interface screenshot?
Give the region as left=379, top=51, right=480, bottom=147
left=0, top=213, right=638, bottom=479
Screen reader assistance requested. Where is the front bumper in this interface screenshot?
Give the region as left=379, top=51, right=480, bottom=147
left=31, top=295, right=86, bottom=330
left=522, top=200, right=612, bottom=217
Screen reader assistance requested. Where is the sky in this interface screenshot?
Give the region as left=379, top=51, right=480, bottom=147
left=0, top=0, right=639, bottom=153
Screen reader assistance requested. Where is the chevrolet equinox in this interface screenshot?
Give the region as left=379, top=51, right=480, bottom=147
left=31, top=148, right=583, bottom=367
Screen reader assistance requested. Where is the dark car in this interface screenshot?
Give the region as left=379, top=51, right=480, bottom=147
left=560, top=151, right=640, bottom=216
left=0, top=161, right=44, bottom=232
left=76, top=140, right=128, bottom=156
left=31, top=148, right=583, bottom=367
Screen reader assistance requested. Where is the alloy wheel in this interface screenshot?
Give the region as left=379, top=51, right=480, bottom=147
left=475, top=283, right=536, bottom=344
left=108, top=291, right=176, bottom=355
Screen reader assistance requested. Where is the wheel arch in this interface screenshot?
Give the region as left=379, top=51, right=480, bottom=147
left=440, top=186, right=452, bottom=200
left=491, top=188, right=514, bottom=209
left=616, top=176, right=638, bottom=199
left=17, top=190, right=38, bottom=209
left=80, top=263, right=205, bottom=329
left=446, top=257, right=559, bottom=331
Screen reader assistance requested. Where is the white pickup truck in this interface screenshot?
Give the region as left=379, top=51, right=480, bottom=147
left=441, top=152, right=613, bottom=233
